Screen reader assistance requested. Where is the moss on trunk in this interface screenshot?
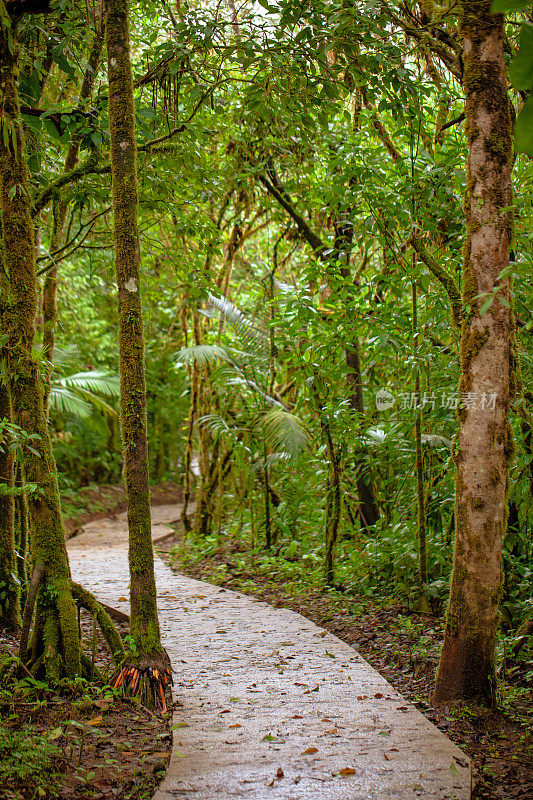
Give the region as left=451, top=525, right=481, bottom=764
left=0, top=2, right=81, bottom=677
left=42, top=34, right=103, bottom=414
left=106, top=0, right=165, bottom=666
left=433, top=0, right=513, bottom=706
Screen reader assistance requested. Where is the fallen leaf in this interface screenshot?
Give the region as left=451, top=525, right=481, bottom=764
left=374, top=693, right=383, bottom=699
left=118, top=596, right=127, bottom=602
left=325, top=728, right=338, bottom=734
left=292, top=715, right=304, bottom=719
left=339, top=767, right=357, bottom=775
left=228, top=724, right=242, bottom=729
left=263, top=734, right=276, bottom=742
left=48, top=726, right=63, bottom=741
left=301, top=747, right=318, bottom=755
left=88, top=715, right=103, bottom=726
left=276, top=767, right=284, bottom=779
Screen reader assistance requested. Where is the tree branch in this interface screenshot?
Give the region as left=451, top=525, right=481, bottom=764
left=409, top=231, right=462, bottom=327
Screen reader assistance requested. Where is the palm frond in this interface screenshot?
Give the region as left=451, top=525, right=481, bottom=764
left=207, top=293, right=268, bottom=354
left=174, top=344, right=232, bottom=367
left=70, top=387, right=118, bottom=418
left=255, top=409, right=309, bottom=460
left=225, top=376, right=284, bottom=408
left=48, top=387, right=92, bottom=418
left=59, top=370, right=120, bottom=397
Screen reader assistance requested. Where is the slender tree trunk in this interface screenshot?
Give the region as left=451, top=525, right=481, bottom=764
left=0, top=363, right=20, bottom=628
left=0, top=3, right=80, bottom=675
left=0, top=233, right=20, bottom=628
left=412, top=280, right=427, bottom=585
left=346, top=340, right=380, bottom=530
left=106, top=0, right=169, bottom=696
left=434, top=0, right=513, bottom=706
left=42, top=34, right=103, bottom=412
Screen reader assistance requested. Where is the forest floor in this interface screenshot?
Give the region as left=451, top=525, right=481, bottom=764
left=1, top=491, right=530, bottom=800
left=0, top=612, right=172, bottom=800
left=0, top=487, right=181, bottom=800
left=159, top=532, right=533, bottom=800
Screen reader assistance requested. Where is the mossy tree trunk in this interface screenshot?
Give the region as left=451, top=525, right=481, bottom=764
left=42, top=33, right=103, bottom=413
left=0, top=295, right=21, bottom=628
left=433, top=0, right=513, bottom=706
left=106, top=0, right=170, bottom=699
left=0, top=2, right=80, bottom=676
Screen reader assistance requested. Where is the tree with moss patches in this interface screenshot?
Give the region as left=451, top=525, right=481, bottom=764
left=0, top=265, right=21, bottom=628
left=0, top=0, right=123, bottom=679
left=433, top=0, right=514, bottom=706
left=106, top=0, right=171, bottom=708
left=0, top=1, right=82, bottom=677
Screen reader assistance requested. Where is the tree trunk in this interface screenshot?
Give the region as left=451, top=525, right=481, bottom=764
left=0, top=363, right=20, bottom=629
left=0, top=3, right=80, bottom=675
left=346, top=340, right=380, bottom=530
left=106, top=0, right=169, bottom=696
left=433, top=0, right=513, bottom=706
left=42, top=33, right=103, bottom=413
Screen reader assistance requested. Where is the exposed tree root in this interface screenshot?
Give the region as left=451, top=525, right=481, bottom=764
left=18, top=562, right=45, bottom=661
left=113, top=658, right=172, bottom=713
left=71, top=581, right=125, bottom=666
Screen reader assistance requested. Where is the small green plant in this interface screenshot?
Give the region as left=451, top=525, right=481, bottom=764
left=0, top=724, right=60, bottom=796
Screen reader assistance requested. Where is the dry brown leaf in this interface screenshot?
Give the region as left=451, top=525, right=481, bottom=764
left=228, top=724, right=242, bottom=729
left=339, top=767, right=357, bottom=775
left=118, top=596, right=127, bottom=602
left=87, top=715, right=103, bottom=726
left=276, top=767, right=284, bottom=779
left=301, top=747, right=318, bottom=755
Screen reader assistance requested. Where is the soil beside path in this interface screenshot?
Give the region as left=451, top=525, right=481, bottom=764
left=67, top=504, right=471, bottom=800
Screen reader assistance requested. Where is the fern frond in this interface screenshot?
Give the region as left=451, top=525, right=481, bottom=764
left=48, top=387, right=92, bottom=418
left=59, top=370, right=120, bottom=397
left=255, top=409, right=308, bottom=460
left=174, top=344, right=232, bottom=367
left=207, top=293, right=268, bottom=354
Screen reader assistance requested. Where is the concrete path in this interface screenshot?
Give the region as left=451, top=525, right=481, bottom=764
left=67, top=504, right=471, bottom=800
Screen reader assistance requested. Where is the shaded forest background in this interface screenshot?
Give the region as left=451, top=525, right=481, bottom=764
left=0, top=0, right=532, bottom=719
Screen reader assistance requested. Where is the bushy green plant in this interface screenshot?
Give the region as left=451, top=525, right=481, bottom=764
left=0, top=724, right=60, bottom=797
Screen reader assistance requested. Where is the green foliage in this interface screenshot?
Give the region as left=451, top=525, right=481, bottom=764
left=0, top=724, right=60, bottom=796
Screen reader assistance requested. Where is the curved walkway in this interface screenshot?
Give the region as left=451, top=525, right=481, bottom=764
left=67, top=505, right=471, bottom=800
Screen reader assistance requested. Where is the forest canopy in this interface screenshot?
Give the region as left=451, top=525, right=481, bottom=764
left=0, top=0, right=532, bottom=716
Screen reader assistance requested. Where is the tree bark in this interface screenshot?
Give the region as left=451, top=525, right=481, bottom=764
left=0, top=2, right=79, bottom=674
left=42, top=34, right=103, bottom=412
left=434, top=0, right=513, bottom=706
left=106, top=0, right=166, bottom=673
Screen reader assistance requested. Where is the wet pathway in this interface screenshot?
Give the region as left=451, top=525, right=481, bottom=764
left=67, top=505, right=471, bottom=800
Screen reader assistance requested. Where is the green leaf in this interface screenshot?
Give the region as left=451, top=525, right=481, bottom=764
left=491, top=0, right=532, bottom=11
left=515, top=95, right=533, bottom=155
left=510, top=24, right=533, bottom=90
left=479, top=297, right=494, bottom=315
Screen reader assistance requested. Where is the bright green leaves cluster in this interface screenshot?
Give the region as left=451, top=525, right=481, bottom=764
left=492, top=0, right=533, bottom=154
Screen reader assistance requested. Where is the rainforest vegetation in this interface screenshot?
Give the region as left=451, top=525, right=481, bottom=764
left=0, top=0, right=532, bottom=797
